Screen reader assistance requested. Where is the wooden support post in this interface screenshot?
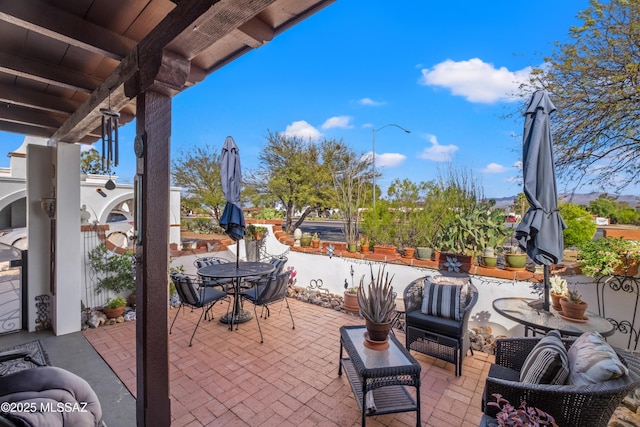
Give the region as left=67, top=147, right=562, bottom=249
left=134, top=89, right=172, bottom=427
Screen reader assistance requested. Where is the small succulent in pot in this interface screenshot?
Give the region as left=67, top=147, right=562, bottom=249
left=549, top=275, right=568, bottom=295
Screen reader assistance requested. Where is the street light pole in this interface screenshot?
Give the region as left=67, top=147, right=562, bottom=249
left=371, top=123, right=411, bottom=211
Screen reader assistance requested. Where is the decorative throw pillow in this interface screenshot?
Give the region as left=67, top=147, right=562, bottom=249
left=519, top=330, right=569, bottom=385
left=421, top=276, right=467, bottom=321
left=568, top=331, right=628, bottom=386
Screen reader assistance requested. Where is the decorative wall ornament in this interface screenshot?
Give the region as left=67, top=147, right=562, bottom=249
left=35, top=295, right=51, bottom=331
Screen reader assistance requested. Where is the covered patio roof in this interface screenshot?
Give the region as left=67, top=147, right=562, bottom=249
left=0, top=0, right=335, bottom=144
left=0, top=1, right=336, bottom=425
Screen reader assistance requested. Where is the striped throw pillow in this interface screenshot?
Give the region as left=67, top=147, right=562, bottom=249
left=520, top=330, right=569, bottom=385
left=420, top=280, right=462, bottom=321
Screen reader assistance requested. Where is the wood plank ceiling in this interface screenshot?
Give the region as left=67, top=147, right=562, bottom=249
left=0, top=0, right=335, bottom=145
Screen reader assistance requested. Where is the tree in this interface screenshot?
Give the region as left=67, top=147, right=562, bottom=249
left=322, top=141, right=372, bottom=245
left=526, top=0, right=640, bottom=192
left=513, top=193, right=529, bottom=218
left=171, top=145, right=225, bottom=223
left=559, top=203, right=596, bottom=248
left=247, top=132, right=335, bottom=234
left=588, top=195, right=618, bottom=221
left=80, top=149, right=105, bottom=174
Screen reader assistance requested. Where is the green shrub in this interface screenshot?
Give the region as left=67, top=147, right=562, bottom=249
left=88, top=244, right=135, bottom=294
left=559, top=203, right=596, bottom=248
left=255, top=207, right=284, bottom=220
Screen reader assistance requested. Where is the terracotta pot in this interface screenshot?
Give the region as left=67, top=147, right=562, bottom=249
left=343, top=292, right=359, bottom=314
left=373, top=245, right=398, bottom=256
left=560, top=298, right=588, bottom=320
left=361, top=245, right=370, bottom=254
left=365, top=320, right=392, bottom=342
left=614, top=256, right=640, bottom=276
left=403, top=247, right=415, bottom=259
left=311, top=240, right=320, bottom=248
left=550, top=291, right=564, bottom=311
left=103, top=305, right=125, bottom=319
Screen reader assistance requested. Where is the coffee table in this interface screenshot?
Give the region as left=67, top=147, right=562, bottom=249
left=338, top=325, right=421, bottom=427
left=493, top=297, right=615, bottom=338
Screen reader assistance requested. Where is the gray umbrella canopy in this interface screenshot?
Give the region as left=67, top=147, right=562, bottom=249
left=516, top=90, right=567, bottom=264
left=219, top=136, right=245, bottom=242
left=515, top=90, right=567, bottom=310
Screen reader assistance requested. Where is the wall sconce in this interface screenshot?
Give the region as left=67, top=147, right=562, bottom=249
left=40, top=198, right=56, bottom=219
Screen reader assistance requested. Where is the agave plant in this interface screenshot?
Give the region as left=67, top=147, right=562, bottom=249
left=357, top=266, right=396, bottom=324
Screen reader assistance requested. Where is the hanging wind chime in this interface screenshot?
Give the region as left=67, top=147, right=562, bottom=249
left=100, top=92, right=120, bottom=190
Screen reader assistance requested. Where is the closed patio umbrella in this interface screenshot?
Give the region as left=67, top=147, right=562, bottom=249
left=515, top=90, right=567, bottom=311
left=219, top=136, right=245, bottom=266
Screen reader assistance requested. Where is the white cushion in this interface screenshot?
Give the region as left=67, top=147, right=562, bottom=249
left=568, top=331, right=628, bottom=386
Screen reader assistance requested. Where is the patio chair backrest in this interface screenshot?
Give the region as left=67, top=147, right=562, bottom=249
left=171, top=273, right=200, bottom=307
left=256, top=271, right=291, bottom=305
left=268, top=256, right=288, bottom=276
left=193, top=257, right=226, bottom=269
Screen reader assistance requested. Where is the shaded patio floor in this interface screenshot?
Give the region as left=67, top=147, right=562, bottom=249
left=83, top=298, right=494, bottom=426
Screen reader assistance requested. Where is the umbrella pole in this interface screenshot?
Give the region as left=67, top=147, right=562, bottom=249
left=236, top=241, right=239, bottom=268
left=543, top=265, right=550, bottom=311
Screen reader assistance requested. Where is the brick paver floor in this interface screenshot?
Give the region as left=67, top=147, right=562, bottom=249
left=83, top=297, right=493, bottom=426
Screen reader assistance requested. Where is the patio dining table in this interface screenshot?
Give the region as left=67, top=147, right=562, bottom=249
left=197, top=261, right=275, bottom=330
left=493, top=297, right=615, bottom=338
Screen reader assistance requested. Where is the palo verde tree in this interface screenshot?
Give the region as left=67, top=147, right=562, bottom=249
left=80, top=149, right=105, bottom=175
left=321, top=140, right=372, bottom=245
left=247, top=131, right=335, bottom=234
left=526, top=0, right=640, bottom=192
left=171, top=144, right=225, bottom=223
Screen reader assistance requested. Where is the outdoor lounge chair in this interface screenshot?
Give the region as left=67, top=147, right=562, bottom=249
left=170, top=273, right=230, bottom=346
left=0, top=349, right=103, bottom=426
left=403, top=275, right=478, bottom=376
left=240, top=270, right=293, bottom=343
left=482, top=336, right=640, bottom=427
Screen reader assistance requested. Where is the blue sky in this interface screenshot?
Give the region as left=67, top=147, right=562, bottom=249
left=2, top=1, right=606, bottom=199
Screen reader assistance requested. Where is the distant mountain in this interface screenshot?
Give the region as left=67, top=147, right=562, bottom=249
left=490, top=192, right=640, bottom=210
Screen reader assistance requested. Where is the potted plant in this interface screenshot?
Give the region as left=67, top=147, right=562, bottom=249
left=246, top=224, right=268, bottom=241
left=504, top=246, right=527, bottom=270
left=357, top=266, right=396, bottom=346
left=300, top=232, right=312, bottom=247
left=578, top=237, right=640, bottom=277
left=559, top=285, right=588, bottom=320
left=549, top=274, right=568, bottom=311
left=487, top=394, right=558, bottom=427
left=482, top=246, right=498, bottom=268
left=359, top=235, right=370, bottom=253
left=343, top=281, right=360, bottom=314
left=311, top=232, right=320, bottom=248
left=88, top=243, right=136, bottom=295
left=103, top=297, right=127, bottom=319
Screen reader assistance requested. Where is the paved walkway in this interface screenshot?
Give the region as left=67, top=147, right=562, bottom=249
left=83, top=298, right=494, bottom=426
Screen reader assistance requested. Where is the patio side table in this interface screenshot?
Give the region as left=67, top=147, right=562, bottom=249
left=338, top=325, right=421, bottom=427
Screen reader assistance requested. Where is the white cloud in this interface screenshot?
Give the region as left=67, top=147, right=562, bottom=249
left=513, top=160, right=523, bottom=169
left=81, top=145, right=97, bottom=152
left=321, top=116, right=354, bottom=129
left=282, top=120, right=321, bottom=140
left=373, top=152, right=406, bottom=168
left=358, top=98, right=385, bottom=106
left=419, top=58, right=531, bottom=103
left=481, top=163, right=506, bottom=173
left=418, top=134, right=458, bottom=162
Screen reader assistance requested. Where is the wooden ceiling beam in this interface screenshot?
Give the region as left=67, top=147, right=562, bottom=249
left=0, top=121, right=54, bottom=138
left=233, top=16, right=274, bottom=48
left=0, top=83, right=82, bottom=114
left=0, top=50, right=102, bottom=93
left=0, top=105, right=66, bottom=129
left=0, top=0, right=135, bottom=60
left=53, top=0, right=278, bottom=143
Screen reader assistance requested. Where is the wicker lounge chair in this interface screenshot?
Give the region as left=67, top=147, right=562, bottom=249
left=403, top=275, right=478, bottom=376
left=483, top=337, right=640, bottom=427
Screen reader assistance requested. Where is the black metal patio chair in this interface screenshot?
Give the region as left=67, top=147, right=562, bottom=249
left=240, top=270, right=293, bottom=343
left=193, top=256, right=233, bottom=290
left=170, top=272, right=230, bottom=346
